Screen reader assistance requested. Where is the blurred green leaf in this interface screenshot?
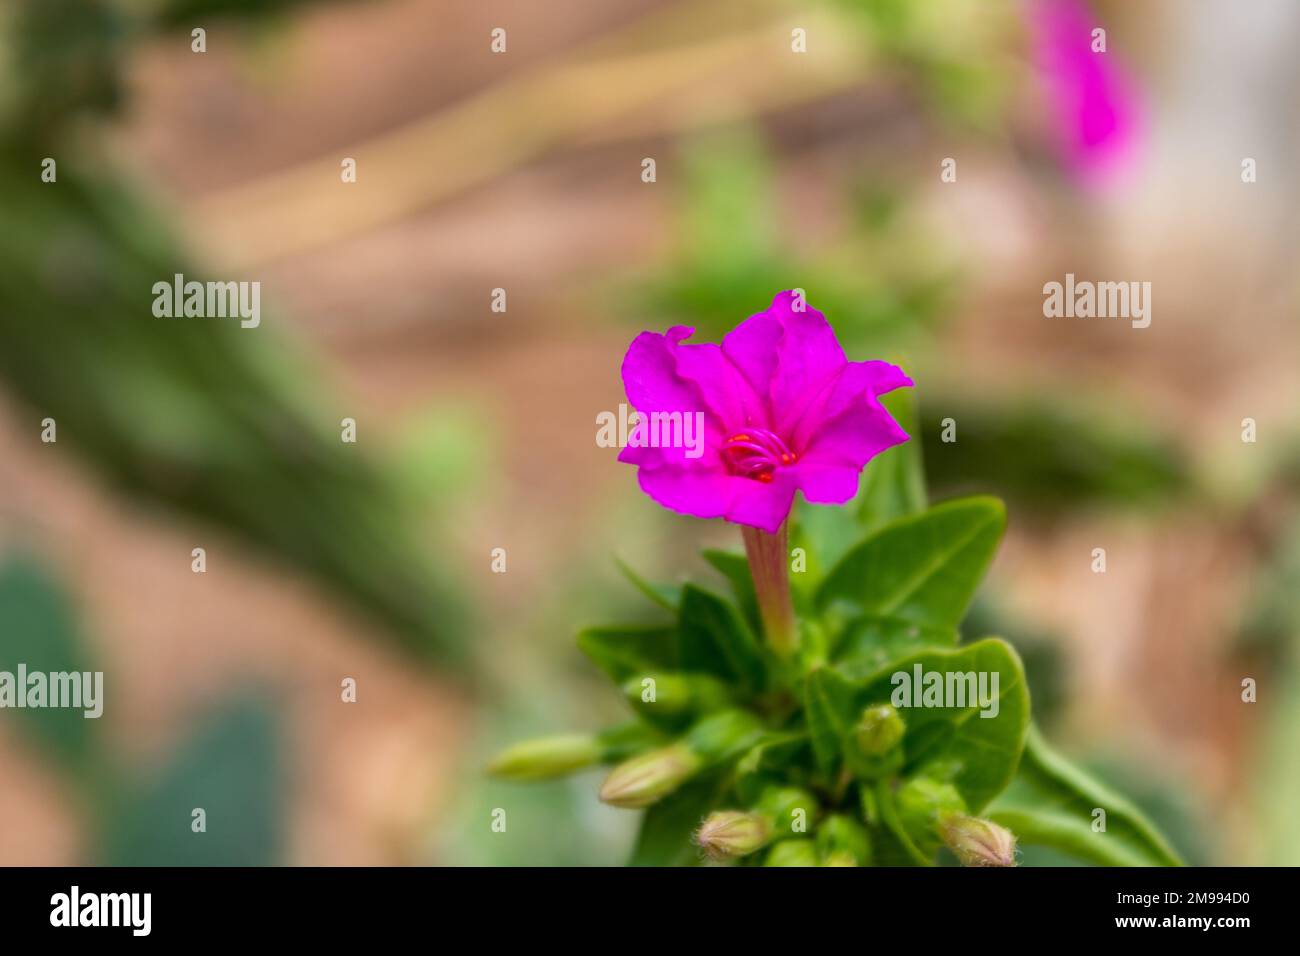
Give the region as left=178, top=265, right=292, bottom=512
left=614, top=557, right=681, bottom=612
left=988, top=725, right=1184, bottom=866
left=923, top=397, right=1191, bottom=513
left=577, top=623, right=681, bottom=686
left=802, top=666, right=858, bottom=775
left=0, top=557, right=99, bottom=775
left=677, top=585, right=766, bottom=694
left=962, top=598, right=1068, bottom=729
left=857, top=388, right=927, bottom=531
left=628, top=770, right=728, bottom=867
left=103, top=694, right=281, bottom=865
left=392, top=404, right=496, bottom=506
left=700, top=548, right=759, bottom=633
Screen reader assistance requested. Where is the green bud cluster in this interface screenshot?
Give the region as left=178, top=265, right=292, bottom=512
left=487, top=493, right=1183, bottom=867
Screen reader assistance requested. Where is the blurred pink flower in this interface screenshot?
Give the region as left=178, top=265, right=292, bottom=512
left=1029, top=0, right=1143, bottom=186
left=618, top=291, right=912, bottom=533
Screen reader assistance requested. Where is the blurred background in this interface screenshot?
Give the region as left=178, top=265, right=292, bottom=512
left=1, top=0, right=1297, bottom=865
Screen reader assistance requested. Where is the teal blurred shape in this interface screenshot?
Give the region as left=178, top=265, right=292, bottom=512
left=102, top=694, right=282, bottom=866
left=0, top=556, right=101, bottom=775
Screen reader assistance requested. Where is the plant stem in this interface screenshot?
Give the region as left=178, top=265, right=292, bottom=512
left=741, top=521, right=797, bottom=657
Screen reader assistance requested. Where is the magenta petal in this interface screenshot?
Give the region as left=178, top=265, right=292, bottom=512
left=635, top=464, right=733, bottom=523
left=801, top=398, right=910, bottom=469
left=724, top=473, right=798, bottom=534
left=791, top=462, right=863, bottom=505
left=672, top=340, right=765, bottom=431
left=617, top=442, right=661, bottom=467
left=763, top=293, right=849, bottom=432
left=722, top=311, right=783, bottom=404
left=789, top=359, right=912, bottom=453
left=621, top=329, right=702, bottom=414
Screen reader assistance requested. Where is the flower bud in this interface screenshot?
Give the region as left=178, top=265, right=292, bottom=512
left=487, top=734, right=601, bottom=781
left=896, top=777, right=967, bottom=856
left=754, top=785, right=819, bottom=837
left=854, top=704, right=906, bottom=757
left=897, top=778, right=966, bottom=827
left=598, top=743, right=701, bottom=808
left=621, top=673, right=732, bottom=721
left=695, top=811, right=772, bottom=860
left=939, top=814, right=1018, bottom=867
left=815, top=814, right=872, bottom=867
left=763, top=838, right=820, bottom=867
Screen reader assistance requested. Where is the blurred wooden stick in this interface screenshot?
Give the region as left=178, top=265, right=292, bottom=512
left=189, top=0, right=869, bottom=268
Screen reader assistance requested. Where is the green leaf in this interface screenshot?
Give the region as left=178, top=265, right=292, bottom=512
left=987, top=725, right=1184, bottom=866
left=677, top=585, right=766, bottom=694
left=577, top=624, right=680, bottom=684
left=855, top=638, right=1030, bottom=812
left=614, top=557, right=681, bottom=611
left=627, top=770, right=729, bottom=866
left=735, top=733, right=810, bottom=803
left=857, top=387, right=926, bottom=533
left=832, top=615, right=957, bottom=676
left=103, top=695, right=282, bottom=865
left=700, top=549, right=759, bottom=634
left=0, top=557, right=100, bottom=775
left=803, top=667, right=859, bottom=774
left=817, top=496, right=1006, bottom=631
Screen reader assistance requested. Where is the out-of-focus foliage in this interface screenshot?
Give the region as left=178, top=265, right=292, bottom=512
left=922, top=396, right=1193, bottom=514
left=1238, top=509, right=1300, bottom=660
left=828, top=0, right=1016, bottom=126
left=0, top=557, right=101, bottom=774
left=962, top=597, right=1067, bottom=730
left=151, top=0, right=350, bottom=28
left=103, top=695, right=282, bottom=866
left=1240, top=497, right=1300, bottom=864
left=629, top=127, right=953, bottom=350
left=0, top=557, right=286, bottom=864
left=0, top=154, right=466, bottom=664
left=0, top=0, right=126, bottom=141
left=0, top=0, right=468, bottom=666
left=988, top=727, right=1184, bottom=867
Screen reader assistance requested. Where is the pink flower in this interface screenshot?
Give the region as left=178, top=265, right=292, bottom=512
left=617, top=291, right=912, bottom=534
left=1029, top=0, right=1143, bottom=187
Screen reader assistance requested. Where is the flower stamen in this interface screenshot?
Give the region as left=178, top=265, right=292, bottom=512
left=723, top=428, right=797, bottom=482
